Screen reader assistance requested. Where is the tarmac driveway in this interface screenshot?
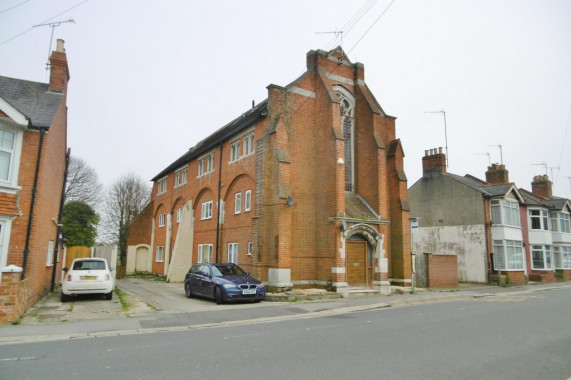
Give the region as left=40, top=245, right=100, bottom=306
left=20, top=277, right=278, bottom=324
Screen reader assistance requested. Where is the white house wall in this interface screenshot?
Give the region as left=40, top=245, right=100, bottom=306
left=413, top=225, right=487, bottom=283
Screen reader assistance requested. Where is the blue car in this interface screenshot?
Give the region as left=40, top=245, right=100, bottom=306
left=184, top=263, right=265, bottom=304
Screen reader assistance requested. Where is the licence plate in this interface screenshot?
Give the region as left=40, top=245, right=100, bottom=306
left=81, top=276, right=97, bottom=281
left=242, top=289, right=256, bottom=295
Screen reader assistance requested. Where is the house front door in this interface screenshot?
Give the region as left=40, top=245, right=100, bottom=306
left=347, top=241, right=370, bottom=287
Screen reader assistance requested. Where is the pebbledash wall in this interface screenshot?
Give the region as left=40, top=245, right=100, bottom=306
left=127, top=47, right=411, bottom=294
left=0, top=40, right=69, bottom=323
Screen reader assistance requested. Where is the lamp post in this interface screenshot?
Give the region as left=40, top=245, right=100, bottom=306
left=409, top=217, right=419, bottom=293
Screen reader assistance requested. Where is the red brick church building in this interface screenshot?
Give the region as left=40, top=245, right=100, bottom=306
left=127, top=47, right=411, bottom=294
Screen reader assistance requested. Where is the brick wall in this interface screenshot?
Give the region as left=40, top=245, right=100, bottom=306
left=426, top=253, right=458, bottom=288
left=134, top=48, right=410, bottom=289
left=0, top=271, right=27, bottom=324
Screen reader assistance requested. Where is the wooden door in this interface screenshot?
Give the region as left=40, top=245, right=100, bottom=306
left=347, top=241, right=367, bottom=287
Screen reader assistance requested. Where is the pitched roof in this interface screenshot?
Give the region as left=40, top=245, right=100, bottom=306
left=0, top=76, right=63, bottom=128
left=444, top=172, right=523, bottom=201
left=519, top=188, right=571, bottom=211
left=152, top=100, right=268, bottom=181
left=345, top=192, right=380, bottom=220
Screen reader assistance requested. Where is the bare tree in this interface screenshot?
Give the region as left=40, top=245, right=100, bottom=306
left=65, top=156, right=104, bottom=208
left=101, top=173, right=151, bottom=263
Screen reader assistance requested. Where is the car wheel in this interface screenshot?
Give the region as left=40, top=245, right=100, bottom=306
left=185, top=283, right=193, bottom=298
left=61, top=292, right=70, bottom=302
left=215, top=287, right=224, bottom=305
left=105, top=291, right=113, bottom=300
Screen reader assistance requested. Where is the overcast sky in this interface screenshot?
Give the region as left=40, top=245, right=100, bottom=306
left=1, top=0, right=570, bottom=199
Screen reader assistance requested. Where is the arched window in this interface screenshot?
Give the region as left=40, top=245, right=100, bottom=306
left=334, top=86, right=355, bottom=191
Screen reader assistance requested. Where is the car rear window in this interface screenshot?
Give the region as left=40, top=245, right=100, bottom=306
left=73, top=260, right=106, bottom=270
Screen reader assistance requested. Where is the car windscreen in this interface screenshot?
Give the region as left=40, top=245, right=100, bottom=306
left=213, top=265, right=246, bottom=277
left=73, top=260, right=106, bottom=270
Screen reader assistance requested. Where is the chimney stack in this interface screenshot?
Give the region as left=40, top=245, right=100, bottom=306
left=49, top=39, right=70, bottom=93
left=485, top=163, right=509, bottom=184
left=531, top=175, right=552, bottom=198
left=422, top=147, right=446, bottom=177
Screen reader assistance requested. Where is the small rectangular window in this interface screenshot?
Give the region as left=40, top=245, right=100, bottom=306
left=175, top=167, right=187, bottom=187
left=157, top=177, right=167, bottom=195
left=46, top=240, right=54, bottom=266
left=159, top=213, right=165, bottom=227
left=201, top=201, right=213, bottom=220
left=198, top=244, right=213, bottom=263
left=247, top=241, right=252, bottom=255
left=235, top=193, right=242, bottom=214
left=244, top=190, right=251, bottom=212
left=230, top=140, right=240, bottom=162
left=228, top=243, right=238, bottom=264
left=198, top=152, right=215, bottom=177
left=243, top=132, right=254, bottom=156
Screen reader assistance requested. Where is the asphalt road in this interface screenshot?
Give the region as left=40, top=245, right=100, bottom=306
left=1, top=287, right=569, bottom=380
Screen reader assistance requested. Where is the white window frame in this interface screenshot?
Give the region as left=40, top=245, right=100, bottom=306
left=491, top=199, right=520, bottom=227
left=244, top=190, right=251, bottom=212
left=201, top=201, right=213, bottom=220
left=156, top=246, right=165, bottom=262
left=554, top=246, right=571, bottom=269
left=157, top=177, right=167, bottom=195
left=198, top=244, right=213, bottom=263
left=531, top=245, right=552, bottom=270
left=0, top=219, right=11, bottom=269
left=247, top=241, right=252, bottom=256
left=243, top=132, right=254, bottom=157
left=46, top=240, right=54, bottom=267
left=551, top=211, right=570, bottom=233
left=230, top=139, right=240, bottom=162
left=176, top=208, right=182, bottom=223
left=493, top=239, right=524, bottom=270
left=0, top=123, right=23, bottom=192
left=158, top=213, right=165, bottom=227
left=235, top=193, right=242, bottom=214
left=529, top=209, right=549, bottom=231
left=175, top=167, right=187, bottom=188
left=228, top=242, right=238, bottom=264
left=198, top=152, right=215, bottom=177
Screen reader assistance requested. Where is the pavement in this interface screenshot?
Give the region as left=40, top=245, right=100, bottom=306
left=0, top=277, right=569, bottom=346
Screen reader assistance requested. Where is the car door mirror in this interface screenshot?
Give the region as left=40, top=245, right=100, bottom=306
left=63, top=267, right=68, bottom=272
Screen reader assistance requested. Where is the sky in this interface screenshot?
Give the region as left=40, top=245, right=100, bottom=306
left=1, top=0, right=571, bottom=199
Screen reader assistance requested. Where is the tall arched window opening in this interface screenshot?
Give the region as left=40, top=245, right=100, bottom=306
left=334, top=86, right=355, bottom=191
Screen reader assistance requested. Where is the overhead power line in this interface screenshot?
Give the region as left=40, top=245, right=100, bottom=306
left=0, top=0, right=32, bottom=15
left=0, top=0, right=89, bottom=47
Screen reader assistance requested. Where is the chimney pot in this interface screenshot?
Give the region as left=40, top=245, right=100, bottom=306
left=56, top=39, right=65, bottom=52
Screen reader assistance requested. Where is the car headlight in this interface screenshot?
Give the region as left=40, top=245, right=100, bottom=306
left=257, top=283, right=265, bottom=289
left=223, top=284, right=237, bottom=289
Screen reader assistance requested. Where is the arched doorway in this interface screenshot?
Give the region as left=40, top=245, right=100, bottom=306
left=346, top=237, right=372, bottom=287
left=344, top=224, right=383, bottom=288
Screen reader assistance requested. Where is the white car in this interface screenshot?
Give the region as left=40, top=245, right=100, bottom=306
left=61, top=258, right=114, bottom=302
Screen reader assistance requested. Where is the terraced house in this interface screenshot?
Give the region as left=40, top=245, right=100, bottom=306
left=0, top=40, right=69, bottom=323
left=127, top=47, right=412, bottom=294
left=409, top=149, right=571, bottom=287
